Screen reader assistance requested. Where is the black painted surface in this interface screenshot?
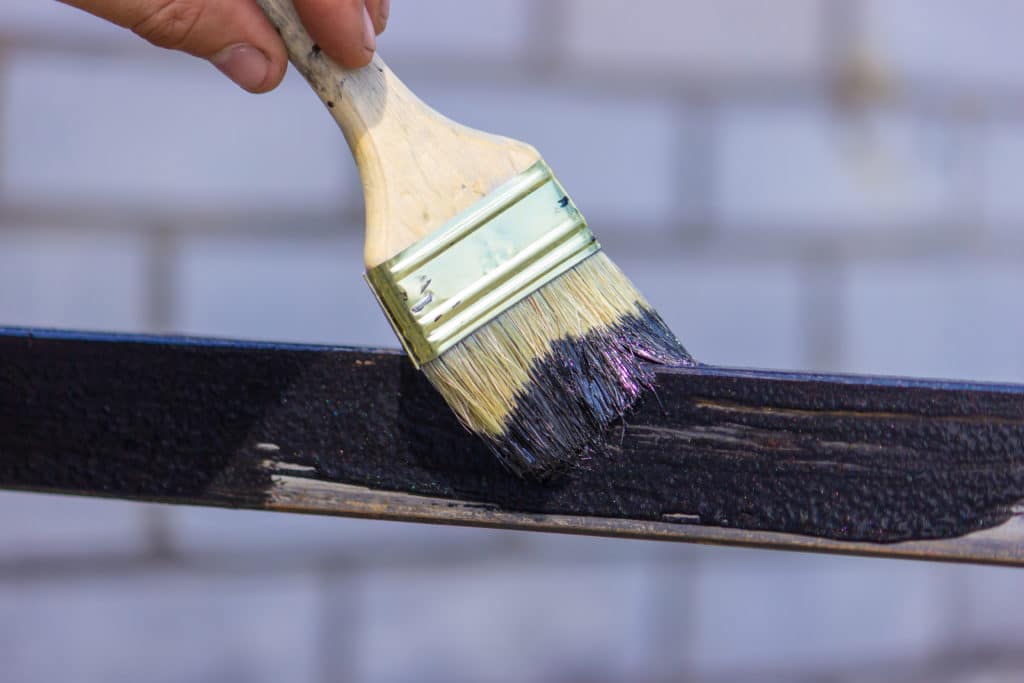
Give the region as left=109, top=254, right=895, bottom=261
left=2, top=328, right=1024, bottom=542
left=486, top=306, right=693, bottom=477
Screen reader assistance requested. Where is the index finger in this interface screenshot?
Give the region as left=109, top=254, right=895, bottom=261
left=292, top=0, right=375, bottom=68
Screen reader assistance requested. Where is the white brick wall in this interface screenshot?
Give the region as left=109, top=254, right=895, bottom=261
left=383, top=0, right=531, bottom=62
left=689, top=552, right=955, bottom=676
left=713, top=105, right=969, bottom=234
left=2, top=54, right=358, bottom=214
left=0, top=0, right=132, bottom=43
left=4, top=2, right=1024, bottom=682
left=344, top=562, right=661, bottom=683
left=844, top=260, right=1024, bottom=382
left=861, top=0, right=1024, bottom=91
left=0, top=572, right=320, bottom=683
left=0, top=492, right=148, bottom=559
left=617, top=256, right=806, bottom=370
left=174, top=233, right=395, bottom=346
left=0, top=229, right=146, bottom=331
left=981, top=121, right=1024, bottom=232
left=564, top=0, right=826, bottom=81
left=959, top=564, right=1024, bottom=647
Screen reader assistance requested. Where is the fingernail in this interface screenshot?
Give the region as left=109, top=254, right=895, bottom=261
left=211, top=44, right=270, bottom=92
left=362, top=6, right=376, bottom=51
left=379, top=0, right=390, bottom=29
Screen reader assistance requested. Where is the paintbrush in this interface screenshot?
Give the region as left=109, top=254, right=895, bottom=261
left=256, top=0, right=694, bottom=476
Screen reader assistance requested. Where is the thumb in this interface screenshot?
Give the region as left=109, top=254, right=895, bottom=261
left=60, top=0, right=288, bottom=93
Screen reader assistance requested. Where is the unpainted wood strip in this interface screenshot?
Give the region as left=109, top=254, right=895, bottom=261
left=264, top=474, right=1024, bottom=567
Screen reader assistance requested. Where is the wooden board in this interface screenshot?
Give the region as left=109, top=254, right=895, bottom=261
left=2, top=327, right=1024, bottom=566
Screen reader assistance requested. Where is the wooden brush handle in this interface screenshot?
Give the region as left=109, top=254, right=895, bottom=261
left=255, top=0, right=540, bottom=267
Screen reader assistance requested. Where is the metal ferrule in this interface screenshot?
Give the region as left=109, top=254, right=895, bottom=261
left=365, top=160, right=599, bottom=368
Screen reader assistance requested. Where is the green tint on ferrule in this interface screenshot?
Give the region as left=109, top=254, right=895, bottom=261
left=365, top=160, right=599, bottom=368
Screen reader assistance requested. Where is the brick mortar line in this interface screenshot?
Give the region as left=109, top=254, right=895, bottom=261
left=0, top=540, right=715, bottom=583
left=315, top=568, right=357, bottom=683
left=0, top=201, right=995, bottom=238
left=8, top=31, right=1024, bottom=119
left=820, top=0, right=862, bottom=90
left=799, top=253, right=847, bottom=371
left=523, top=0, right=569, bottom=76
left=0, top=42, right=8, bottom=198
left=672, top=95, right=719, bottom=245
left=0, top=203, right=367, bottom=237
left=143, top=225, right=179, bottom=335
left=1, top=214, right=1021, bottom=265
left=696, top=644, right=1024, bottom=683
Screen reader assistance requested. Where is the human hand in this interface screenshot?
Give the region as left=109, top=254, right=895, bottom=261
left=59, top=0, right=389, bottom=93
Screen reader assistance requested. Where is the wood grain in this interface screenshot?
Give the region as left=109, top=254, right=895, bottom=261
left=254, top=0, right=539, bottom=266
left=2, top=327, right=1024, bottom=566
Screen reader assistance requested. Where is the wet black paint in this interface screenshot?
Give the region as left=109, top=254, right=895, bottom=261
left=483, top=307, right=694, bottom=476
left=2, top=329, right=1024, bottom=542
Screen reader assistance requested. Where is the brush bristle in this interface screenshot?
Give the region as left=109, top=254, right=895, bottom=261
left=422, top=252, right=694, bottom=477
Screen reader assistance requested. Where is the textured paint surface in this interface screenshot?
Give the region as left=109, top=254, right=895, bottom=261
left=483, top=307, right=694, bottom=476
left=1, top=330, right=1024, bottom=542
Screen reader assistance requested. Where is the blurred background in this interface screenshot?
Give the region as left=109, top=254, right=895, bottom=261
left=2, top=1, right=1024, bottom=681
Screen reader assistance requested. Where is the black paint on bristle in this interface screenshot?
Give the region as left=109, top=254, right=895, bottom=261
left=489, top=307, right=695, bottom=478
